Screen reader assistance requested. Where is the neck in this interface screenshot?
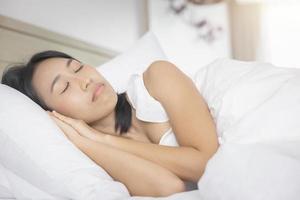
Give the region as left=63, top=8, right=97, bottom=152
left=89, top=93, right=146, bottom=137
left=89, top=110, right=118, bottom=136
left=89, top=106, right=145, bottom=137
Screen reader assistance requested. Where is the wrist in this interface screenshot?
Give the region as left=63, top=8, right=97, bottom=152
left=89, top=129, right=112, bottom=145
left=102, top=133, right=112, bottom=145
left=75, top=136, right=91, bottom=151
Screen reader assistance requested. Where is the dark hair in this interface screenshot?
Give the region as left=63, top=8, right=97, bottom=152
left=1, top=50, right=132, bottom=135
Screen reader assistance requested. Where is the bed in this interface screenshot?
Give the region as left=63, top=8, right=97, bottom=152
left=0, top=15, right=203, bottom=199
left=1, top=15, right=300, bottom=200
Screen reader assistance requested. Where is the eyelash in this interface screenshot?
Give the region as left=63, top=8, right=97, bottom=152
left=60, top=64, right=84, bottom=94
left=61, top=82, right=69, bottom=94
left=74, top=64, right=84, bottom=73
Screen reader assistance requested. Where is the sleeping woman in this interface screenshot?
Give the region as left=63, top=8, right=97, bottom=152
left=1, top=50, right=219, bottom=197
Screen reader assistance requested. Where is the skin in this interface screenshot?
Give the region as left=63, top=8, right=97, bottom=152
left=31, top=58, right=219, bottom=196
left=32, top=57, right=146, bottom=137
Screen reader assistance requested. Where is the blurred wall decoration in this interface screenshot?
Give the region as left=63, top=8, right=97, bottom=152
left=149, top=0, right=232, bottom=75
left=167, top=0, right=224, bottom=43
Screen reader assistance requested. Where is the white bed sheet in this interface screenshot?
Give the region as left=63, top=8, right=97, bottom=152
left=126, top=190, right=200, bottom=200
left=0, top=190, right=201, bottom=200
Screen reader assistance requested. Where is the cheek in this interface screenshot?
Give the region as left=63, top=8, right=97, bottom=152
left=54, top=103, right=71, bottom=115
left=88, top=67, right=104, bottom=80
left=53, top=94, right=90, bottom=117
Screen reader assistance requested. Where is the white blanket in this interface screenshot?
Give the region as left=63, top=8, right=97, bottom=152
left=116, top=58, right=300, bottom=200
left=1, top=59, right=299, bottom=200
left=194, top=59, right=300, bottom=200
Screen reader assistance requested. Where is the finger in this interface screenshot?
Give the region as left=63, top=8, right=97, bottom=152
left=52, top=111, right=77, bottom=125
left=50, top=115, right=68, bottom=131
left=46, top=110, right=53, bottom=117
left=50, top=115, right=80, bottom=139
left=51, top=113, right=103, bottom=143
left=48, top=113, right=58, bottom=122
left=52, top=111, right=83, bottom=131
left=52, top=110, right=91, bottom=134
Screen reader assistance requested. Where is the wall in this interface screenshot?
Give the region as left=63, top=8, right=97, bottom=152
left=0, top=0, right=147, bottom=53
left=259, top=2, right=300, bottom=68
left=0, top=0, right=232, bottom=72
left=230, top=0, right=300, bottom=68
left=228, top=1, right=262, bottom=61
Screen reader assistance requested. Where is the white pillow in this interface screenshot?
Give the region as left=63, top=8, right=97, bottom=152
left=0, top=84, right=129, bottom=199
left=97, top=31, right=167, bottom=93
left=0, top=31, right=168, bottom=199
left=0, top=162, right=62, bottom=199
left=0, top=163, right=14, bottom=199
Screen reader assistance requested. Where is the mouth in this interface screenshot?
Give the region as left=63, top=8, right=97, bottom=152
left=92, top=83, right=104, bottom=102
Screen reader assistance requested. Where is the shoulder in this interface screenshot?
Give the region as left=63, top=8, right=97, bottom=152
left=143, top=60, right=192, bottom=101
left=143, top=60, right=178, bottom=78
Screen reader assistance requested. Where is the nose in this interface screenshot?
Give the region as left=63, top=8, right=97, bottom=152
left=76, top=77, right=92, bottom=91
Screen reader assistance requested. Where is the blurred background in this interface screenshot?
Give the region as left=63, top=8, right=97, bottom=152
left=1, top=0, right=300, bottom=72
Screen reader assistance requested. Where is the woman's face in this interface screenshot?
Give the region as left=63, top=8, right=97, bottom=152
left=31, top=57, right=118, bottom=123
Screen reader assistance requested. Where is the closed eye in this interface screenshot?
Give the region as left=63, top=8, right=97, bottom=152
left=60, top=82, right=69, bottom=94
left=75, top=64, right=84, bottom=73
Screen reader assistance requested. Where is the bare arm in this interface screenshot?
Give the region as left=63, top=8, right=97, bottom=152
left=49, top=59, right=219, bottom=191
left=144, top=60, right=219, bottom=155
left=100, top=134, right=209, bottom=183
left=76, top=137, right=185, bottom=197
left=90, top=60, right=219, bottom=183
left=48, top=112, right=185, bottom=197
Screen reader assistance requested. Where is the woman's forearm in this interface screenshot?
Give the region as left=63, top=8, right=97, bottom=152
left=94, top=134, right=209, bottom=183
left=77, top=137, right=185, bottom=197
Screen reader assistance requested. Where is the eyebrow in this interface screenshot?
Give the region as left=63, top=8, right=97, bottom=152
left=50, top=59, right=73, bottom=93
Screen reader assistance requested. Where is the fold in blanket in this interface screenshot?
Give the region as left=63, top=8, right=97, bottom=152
left=194, top=59, right=300, bottom=200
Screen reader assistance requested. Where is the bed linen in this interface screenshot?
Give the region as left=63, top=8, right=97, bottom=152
left=0, top=190, right=201, bottom=200
left=1, top=58, right=300, bottom=199
left=125, top=58, right=300, bottom=199
left=193, top=58, right=300, bottom=143
left=194, top=58, right=300, bottom=200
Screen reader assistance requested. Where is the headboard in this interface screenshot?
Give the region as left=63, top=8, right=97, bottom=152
left=0, top=15, right=118, bottom=79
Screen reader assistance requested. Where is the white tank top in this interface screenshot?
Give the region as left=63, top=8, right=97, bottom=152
left=126, top=70, right=198, bottom=191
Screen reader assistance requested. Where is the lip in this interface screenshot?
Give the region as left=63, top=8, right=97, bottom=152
left=92, top=83, right=104, bottom=102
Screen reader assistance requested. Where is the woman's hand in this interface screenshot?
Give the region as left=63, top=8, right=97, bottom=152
left=47, top=111, right=105, bottom=143
left=47, top=111, right=85, bottom=148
